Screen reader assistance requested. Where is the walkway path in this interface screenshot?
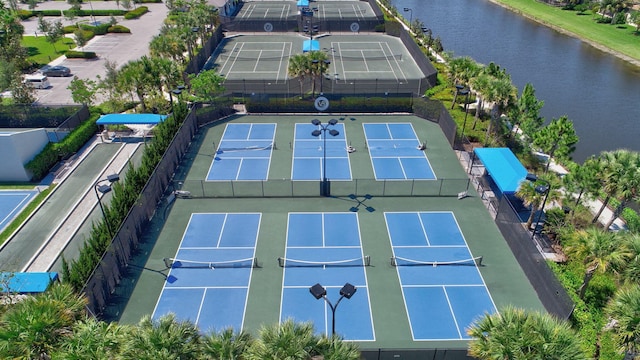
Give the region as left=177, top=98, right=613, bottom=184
left=24, top=141, right=141, bottom=272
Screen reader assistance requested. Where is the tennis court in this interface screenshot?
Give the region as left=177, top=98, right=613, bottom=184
left=312, top=2, right=374, bottom=21
left=0, top=190, right=37, bottom=233
left=152, top=213, right=261, bottom=332
left=236, top=2, right=294, bottom=21
left=206, top=123, right=276, bottom=181
left=330, top=41, right=408, bottom=83
left=364, top=123, right=435, bottom=180
left=279, top=212, right=374, bottom=340
left=386, top=211, right=496, bottom=340
left=215, top=40, right=293, bottom=82
left=292, top=123, right=352, bottom=181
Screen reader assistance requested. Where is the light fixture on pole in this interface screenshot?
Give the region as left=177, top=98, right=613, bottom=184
left=459, top=88, right=470, bottom=141
left=94, top=174, right=120, bottom=238
left=451, top=84, right=464, bottom=109
left=526, top=174, right=550, bottom=239
left=169, top=85, right=186, bottom=114
left=309, top=282, right=357, bottom=336
left=311, top=118, right=339, bottom=197
left=403, top=7, right=413, bottom=30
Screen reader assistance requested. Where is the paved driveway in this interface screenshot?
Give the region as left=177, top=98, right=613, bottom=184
left=20, top=2, right=169, bottom=104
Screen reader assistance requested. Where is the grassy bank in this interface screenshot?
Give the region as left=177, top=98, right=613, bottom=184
left=490, top=0, right=640, bottom=66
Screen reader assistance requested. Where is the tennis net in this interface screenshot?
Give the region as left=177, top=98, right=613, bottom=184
left=390, top=256, right=482, bottom=267
left=217, top=143, right=273, bottom=152
left=278, top=255, right=370, bottom=268
left=163, top=257, right=259, bottom=269
left=216, top=53, right=402, bottom=62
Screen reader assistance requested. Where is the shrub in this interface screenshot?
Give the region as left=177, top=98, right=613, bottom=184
left=124, top=6, right=148, bottom=20
left=80, top=22, right=111, bottom=35
left=108, top=25, right=131, bottom=33
left=65, top=50, right=98, bottom=59
left=17, top=10, right=34, bottom=20
left=138, top=0, right=162, bottom=3
left=25, top=114, right=99, bottom=180
left=621, top=208, right=640, bottom=232
left=63, top=25, right=78, bottom=34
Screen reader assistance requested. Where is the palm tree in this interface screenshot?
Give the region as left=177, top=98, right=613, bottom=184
left=288, top=54, right=309, bottom=98
left=469, top=72, right=491, bottom=130
left=120, top=314, right=202, bottom=360
left=315, top=334, right=361, bottom=360
left=467, top=306, right=586, bottom=359
left=483, top=76, right=517, bottom=145
left=592, top=150, right=638, bottom=225
left=0, top=283, right=87, bottom=359
left=51, top=318, right=130, bottom=359
left=245, top=319, right=318, bottom=360
left=564, top=228, right=631, bottom=299
left=622, top=233, right=640, bottom=284
left=307, top=51, right=330, bottom=98
left=516, top=175, right=561, bottom=230
left=604, top=284, right=640, bottom=358
left=201, top=327, right=253, bottom=360
left=562, top=157, right=601, bottom=210
left=604, top=151, right=640, bottom=230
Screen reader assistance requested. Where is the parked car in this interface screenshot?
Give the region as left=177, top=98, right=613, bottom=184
left=23, top=74, right=51, bottom=89
left=39, top=65, right=71, bottom=77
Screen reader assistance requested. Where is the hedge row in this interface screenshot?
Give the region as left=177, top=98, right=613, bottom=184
left=18, top=9, right=126, bottom=19
left=63, top=24, right=130, bottom=35
left=25, top=114, right=99, bottom=181
left=65, top=50, right=98, bottom=59
left=124, top=6, right=148, bottom=19
left=62, top=104, right=189, bottom=292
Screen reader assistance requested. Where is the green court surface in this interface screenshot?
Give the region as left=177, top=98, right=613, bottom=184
left=118, top=115, right=544, bottom=350
left=235, top=1, right=376, bottom=21
left=212, top=34, right=424, bottom=83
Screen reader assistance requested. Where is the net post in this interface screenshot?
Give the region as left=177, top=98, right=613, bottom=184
left=163, top=258, right=172, bottom=268
left=277, top=257, right=284, bottom=267
left=476, top=256, right=483, bottom=266
left=390, top=256, right=396, bottom=266
left=364, top=255, right=370, bottom=266
left=253, top=257, right=259, bottom=268
left=273, top=142, right=277, bottom=150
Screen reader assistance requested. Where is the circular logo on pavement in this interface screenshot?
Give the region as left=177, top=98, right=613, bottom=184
left=264, top=22, right=273, bottom=32
left=314, top=96, right=330, bottom=111
left=350, top=22, right=360, bottom=32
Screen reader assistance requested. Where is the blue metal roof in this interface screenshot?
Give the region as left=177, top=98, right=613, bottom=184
left=0, top=272, right=58, bottom=293
left=302, top=39, right=320, bottom=52
left=474, top=147, right=528, bottom=195
left=96, top=113, right=167, bottom=125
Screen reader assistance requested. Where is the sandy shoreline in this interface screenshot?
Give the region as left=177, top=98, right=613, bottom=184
left=486, top=0, right=640, bottom=68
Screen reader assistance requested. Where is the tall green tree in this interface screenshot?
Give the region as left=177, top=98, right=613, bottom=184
left=307, top=50, right=330, bottom=98
left=68, top=76, right=97, bottom=106
left=564, top=228, right=631, bottom=299
left=188, top=69, right=226, bottom=103
left=511, top=83, right=544, bottom=141
left=605, top=284, right=640, bottom=358
left=604, top=151, right=640, bottom=230
left=562, top=157, right=601, bottom=209
left=532, top=115, right=579, bottom=172
left=467, top=306, right=586, bottom=359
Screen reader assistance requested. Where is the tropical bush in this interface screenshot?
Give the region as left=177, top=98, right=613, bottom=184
left=124, top=6, right=148, bottom=20
left=108, top=25, right=131, bottom=33
left=65, top=50, right=98, bottom=59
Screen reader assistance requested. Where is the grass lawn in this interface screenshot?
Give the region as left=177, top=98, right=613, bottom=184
left=22, top=36, right=76, bottom=66
left=491, top=0, right=640, bottom=62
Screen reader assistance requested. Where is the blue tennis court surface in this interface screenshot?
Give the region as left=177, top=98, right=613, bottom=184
left=280, top=212, right=375, bottom=340
left=385, top=211, right=496, bottom=340
left=153, top=213, right=261, bottom=333
left=0, top=190, right=37, bottom=233
left=207, top=124, right=276, bottom=181
left=292, top=123, right=352, bottom=180
left=363, top=123, right=435, bottom=180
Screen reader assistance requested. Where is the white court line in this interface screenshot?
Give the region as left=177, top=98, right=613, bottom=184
left=443, top=287, right=463, bottom=338
left=216, top=213, right=228, bottom=248
left=382, top=41, right=409, bottom=82
left=360, top=50, right=370, bottom=72
left=379, top=42, right=399, bottom=81
left=0, top=193, right=32, bottom=227
left=235, top=158, right=245, bottom=181
left=252, top=50, right=263, bottom=72
left=264, top=8, right=269, bottom=18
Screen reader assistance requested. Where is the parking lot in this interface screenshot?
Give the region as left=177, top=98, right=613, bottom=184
left=19, top=2, right=169, bottom=104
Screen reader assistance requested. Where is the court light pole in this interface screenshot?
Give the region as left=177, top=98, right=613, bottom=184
left=169, top=85, right=186, bottom=115
left=532, top=182, right=550, bottom=239
left=403, top=7, right=413, bottom=31
left=94, top=174, right=120, bottom=238
left=459, top=88, right=470, bottom=141
left=309, top=283, right=357, bottom=336
left=311, top=118, right=339, bottom=197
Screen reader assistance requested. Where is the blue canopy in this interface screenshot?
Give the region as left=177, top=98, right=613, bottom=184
left=474, top=147, right=528, bottom=195
left=302, top=39, right=320, bottom=52
left=0, top=272, right=58, bottom=294
left=97, top=113, right=167, bottom=125
left=297, top=0, right=309, bottom=7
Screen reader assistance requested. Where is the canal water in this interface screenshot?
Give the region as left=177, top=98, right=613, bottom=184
left=391, top=0, right=640, bottom=163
